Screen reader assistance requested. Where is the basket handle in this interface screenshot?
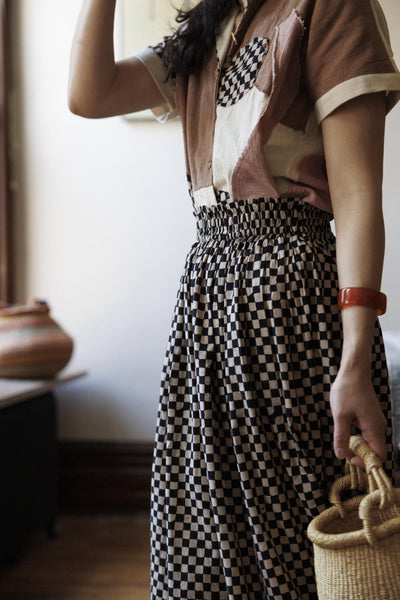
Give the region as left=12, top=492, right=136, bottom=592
left=329, top=436, right=394, bottom=517
left=359, top=490, right=391, bottom=545
left=349, top=436, right=394, bottom=510
left=329, top=464, right=368, bottom=518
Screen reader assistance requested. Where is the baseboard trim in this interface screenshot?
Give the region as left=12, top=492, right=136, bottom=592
left=57, top=439, right=400, bottom=513
left=57, top=440, right=153, bottom=513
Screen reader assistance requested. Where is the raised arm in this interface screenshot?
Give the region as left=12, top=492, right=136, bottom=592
left=68, top=0, right=165, bottom=118
left=321, top=92, right=388, bottom=466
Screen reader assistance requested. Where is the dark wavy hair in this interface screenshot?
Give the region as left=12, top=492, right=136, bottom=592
left=163, top=0, right=239, bottom=77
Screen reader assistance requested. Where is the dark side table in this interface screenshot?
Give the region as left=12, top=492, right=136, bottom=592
left=0, top=370, right=86, bottom=561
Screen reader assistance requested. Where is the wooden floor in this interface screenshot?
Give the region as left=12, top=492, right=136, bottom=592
left=0, top=511, right=151, bottom=600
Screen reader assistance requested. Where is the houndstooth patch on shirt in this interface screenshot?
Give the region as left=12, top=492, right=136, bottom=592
left=218, top=37, right=269, bottom=107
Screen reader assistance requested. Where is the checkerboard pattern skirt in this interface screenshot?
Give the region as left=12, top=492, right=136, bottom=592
left=150, top=196, right=393, bottom=600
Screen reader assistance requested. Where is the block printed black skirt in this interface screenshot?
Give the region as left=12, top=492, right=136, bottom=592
left=150, top=197, right=393, bottom=600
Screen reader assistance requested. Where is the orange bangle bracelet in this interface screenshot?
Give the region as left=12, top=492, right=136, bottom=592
left=338, top=287, right=387, bottom=316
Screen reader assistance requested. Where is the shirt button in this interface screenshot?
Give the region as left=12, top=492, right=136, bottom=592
left=208, top=160, right=212, bottom=169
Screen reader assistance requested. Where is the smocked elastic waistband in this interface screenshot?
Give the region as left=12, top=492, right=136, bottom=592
left=193, top=197, right=333, bottom=242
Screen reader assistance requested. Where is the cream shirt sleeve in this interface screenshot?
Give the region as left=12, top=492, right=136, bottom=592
left=135, top=42, right=178, bottom=123
left=304, top=0, right=400, bottom=124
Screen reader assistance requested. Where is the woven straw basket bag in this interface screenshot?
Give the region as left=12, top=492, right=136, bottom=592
left=0, top=299, right=73, bottom=379
left=307, top=436, right=400, bottom=600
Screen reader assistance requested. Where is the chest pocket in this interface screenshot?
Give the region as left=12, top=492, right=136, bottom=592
left=217, top=37, right=270, bottom=107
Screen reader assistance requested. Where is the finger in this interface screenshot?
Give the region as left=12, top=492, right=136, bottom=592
left=333, top=413, right=354, bottom=461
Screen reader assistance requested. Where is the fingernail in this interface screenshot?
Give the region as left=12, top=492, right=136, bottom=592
left=336, top=448, right=346, bottom=460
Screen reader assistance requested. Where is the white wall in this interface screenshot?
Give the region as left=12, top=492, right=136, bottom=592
left=380, top=0, right=400, bottom=327
left=12, top=0, right=400, bottom=442
left=12, top=0, right=195, bottom=441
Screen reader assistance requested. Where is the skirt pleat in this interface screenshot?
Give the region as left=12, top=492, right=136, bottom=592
left=150, top=197, right=392, bottom=600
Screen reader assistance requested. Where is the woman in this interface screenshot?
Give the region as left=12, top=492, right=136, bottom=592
left=69, top=1, right=400, bottom=598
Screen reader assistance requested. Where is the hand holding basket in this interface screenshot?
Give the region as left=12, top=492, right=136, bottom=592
left=307, top=436, right=400, bottom=600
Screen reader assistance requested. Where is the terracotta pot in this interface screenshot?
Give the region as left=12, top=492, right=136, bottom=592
left=0, top=299, right=74, bottom=379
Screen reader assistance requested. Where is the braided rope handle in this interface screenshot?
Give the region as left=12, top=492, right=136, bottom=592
left=329, top=436, right=393, bottom=511
left=329, top=436, right=400, bottom=545
left=349, top=436, right=394, bottom=510
left=329, top=464, right=368, bottom=519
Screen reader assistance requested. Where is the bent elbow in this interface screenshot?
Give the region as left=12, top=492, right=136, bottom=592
left=68, top=100, right=96, bottom=118
left=68, top=96, right=83, bottom=117
left=68, top=90, right=102, bottom=119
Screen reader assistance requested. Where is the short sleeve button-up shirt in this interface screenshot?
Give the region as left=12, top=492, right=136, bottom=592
left=136, top=0, right=400, bottom=213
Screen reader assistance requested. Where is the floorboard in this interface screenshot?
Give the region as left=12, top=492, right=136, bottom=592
left=0, top=511, right=150, bottom=600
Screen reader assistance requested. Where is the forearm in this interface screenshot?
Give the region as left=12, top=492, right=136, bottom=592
left=321, top=93, right=386, bottom=370
left=334, top=194, right=385, bottom=372
left=330, top=207, right=388, bottom=463
left=321, top=93, right=388, bottom=462
left=68, top=0, right=117, bottom=116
